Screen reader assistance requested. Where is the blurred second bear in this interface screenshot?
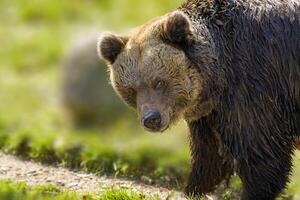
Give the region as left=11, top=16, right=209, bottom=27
left=61, top=33, right=129, bottom=127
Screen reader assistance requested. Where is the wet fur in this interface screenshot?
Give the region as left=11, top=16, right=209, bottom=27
left=98, top=0, right=300, bottom=199
left=181, top=0, right=300, bottom=199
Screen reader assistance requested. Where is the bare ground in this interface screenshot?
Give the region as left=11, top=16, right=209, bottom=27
left=0, top=153, right=190, bottom=199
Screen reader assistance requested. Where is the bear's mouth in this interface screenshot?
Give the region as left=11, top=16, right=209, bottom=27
left=159, top=124, right=170, bottom=133
left=143, top=123, right=169, bottom=133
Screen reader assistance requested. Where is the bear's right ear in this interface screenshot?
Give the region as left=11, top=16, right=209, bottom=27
left=161, top=11, right=193, bottom=47
left=97, top=32, right=129, bottom=64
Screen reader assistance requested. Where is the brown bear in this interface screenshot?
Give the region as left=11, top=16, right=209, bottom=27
left=97, top=0, right=300, bottom=199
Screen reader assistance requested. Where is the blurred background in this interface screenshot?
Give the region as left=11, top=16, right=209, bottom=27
left=0, top=0, right=299, bottom=198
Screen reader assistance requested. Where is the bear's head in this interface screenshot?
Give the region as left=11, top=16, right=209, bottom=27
left=98, top=11, right=211, bottom=132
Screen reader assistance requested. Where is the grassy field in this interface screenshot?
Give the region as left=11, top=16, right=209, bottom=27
left=0, top=180, right=147, bottom=200
left=0, top=0, right=300, bottom=199
left=0, top=0, right=189, bottom=198
left=0, top=68, right=190, bottom=189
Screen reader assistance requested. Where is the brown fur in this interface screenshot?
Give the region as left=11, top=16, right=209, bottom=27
left=98, top=12, right=204, bottom=131
left=98, top=0, right=300, bottom=199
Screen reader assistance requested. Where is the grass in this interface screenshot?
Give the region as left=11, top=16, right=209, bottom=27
left=0, top=0, right=189, bottom=190
left=0, top=0, right=183, bottom=73
left=0, top=179, right=148, bottom=200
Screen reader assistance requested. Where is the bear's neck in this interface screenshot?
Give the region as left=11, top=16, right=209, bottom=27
left=179, top=1, right=235, bottom=122
left=184, top=98, right=215, bottom=122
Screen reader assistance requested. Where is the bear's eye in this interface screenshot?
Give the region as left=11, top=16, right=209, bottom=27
left=154, top=80, right=165, bottom=90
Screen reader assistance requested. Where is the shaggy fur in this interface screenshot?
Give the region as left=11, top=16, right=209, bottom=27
left=98, top=0, right=300, bottom=199
left=181, top=0, right=300, bottom=199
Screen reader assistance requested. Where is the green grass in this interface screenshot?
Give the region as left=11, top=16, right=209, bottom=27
left=0, top=0, right=188, bottom=190
left=0, top=0, right=190, bottom=190
left=0, top=0, right=183, bottom=72
left=0, top=180, right=147, bottom=200
left=0, top=180, right=83, bottom=200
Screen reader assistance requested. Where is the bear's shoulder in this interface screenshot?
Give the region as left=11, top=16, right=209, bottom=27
left=180, top=0, right=233, bottom=25
left=180, top=0, right=300, bottom=19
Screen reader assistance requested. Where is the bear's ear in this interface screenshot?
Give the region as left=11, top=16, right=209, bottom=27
left=162, top=11, right=193, bottom=47
left=97, top=32, right=129, bottom=64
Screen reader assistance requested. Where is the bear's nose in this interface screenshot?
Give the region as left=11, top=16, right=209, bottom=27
left=142, top=111, right=162, bottom=131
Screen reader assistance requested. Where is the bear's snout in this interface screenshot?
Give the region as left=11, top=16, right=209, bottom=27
left=142, top=111, right=162, bottom=132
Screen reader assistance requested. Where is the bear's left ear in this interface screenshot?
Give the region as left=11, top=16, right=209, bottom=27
left=97, top=32, right=129, bottom=64
left=161, top=11, right=193, bottom=47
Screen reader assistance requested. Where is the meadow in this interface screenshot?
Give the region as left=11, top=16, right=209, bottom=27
left=0, top=179, right=148, bottom=200
left=0, top=0, right=299, bottom=199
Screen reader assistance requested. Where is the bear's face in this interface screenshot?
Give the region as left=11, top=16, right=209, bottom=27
left=98, top=11, right=203, bottom=132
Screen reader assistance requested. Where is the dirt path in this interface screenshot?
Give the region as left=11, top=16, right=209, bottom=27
left=0, top=153, right=296, bottom=200
left=0, top=153, right=190, bottom=199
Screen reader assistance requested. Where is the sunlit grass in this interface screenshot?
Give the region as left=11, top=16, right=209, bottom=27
left=0, top=0, right=184, bottom=73
left=0, top=180, right=148, bottom=200
left=0, top=180, right=81, bottom=200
